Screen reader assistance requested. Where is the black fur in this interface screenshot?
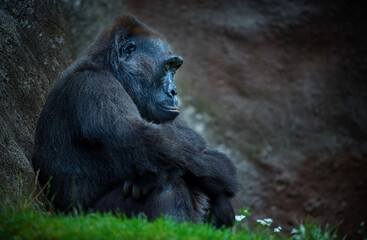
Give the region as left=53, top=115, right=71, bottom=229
left=32, top=16, right=238, bottom=227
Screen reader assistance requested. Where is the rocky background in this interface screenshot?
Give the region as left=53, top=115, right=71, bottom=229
left=0, top=0, right=72, bottom=204
left=1, top=0, right=366, bottom=238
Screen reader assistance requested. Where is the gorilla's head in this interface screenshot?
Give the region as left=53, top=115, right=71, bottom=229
left=106, top=16, right=183, bottom=123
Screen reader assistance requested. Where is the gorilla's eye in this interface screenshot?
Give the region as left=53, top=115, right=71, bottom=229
left=123, top=41, right=136, bottom=56
left=172, top=68, right=177, bottom=73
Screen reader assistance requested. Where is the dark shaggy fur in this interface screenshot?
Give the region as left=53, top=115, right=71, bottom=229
left=32, top=15, right=238, bottom=227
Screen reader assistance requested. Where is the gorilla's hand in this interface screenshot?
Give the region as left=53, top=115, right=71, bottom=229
left=122, top=180, right=153, bottom=200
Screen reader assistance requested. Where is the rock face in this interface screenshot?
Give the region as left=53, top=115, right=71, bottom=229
left=121, top=0, right=367, bottom=237
left=0, top=0, right=71, bottom=203
left=0, top=0, right=122, bottom=204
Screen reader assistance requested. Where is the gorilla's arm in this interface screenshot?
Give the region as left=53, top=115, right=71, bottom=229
left=165, top=117, right=238, bottom=197
left=73, top=70, right=221, bottom=187
left=165, top=117, right=238, bottom=227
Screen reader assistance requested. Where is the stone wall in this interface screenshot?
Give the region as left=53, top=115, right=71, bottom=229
left=0, top=0, right=71, bottom=203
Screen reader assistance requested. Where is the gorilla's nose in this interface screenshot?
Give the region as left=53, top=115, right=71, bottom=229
left=169, top=85, right=178, bottom=97
left=164, top=56, right=183, bottom=70
left=166, top=78, right=178, bottom=100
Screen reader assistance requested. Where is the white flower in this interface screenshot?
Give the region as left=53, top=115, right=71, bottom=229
left=256, top=218, right=273, bottom=227
left=235, top=215, right=246, bottom=222
left=291, top=228, right=299, bottom=234
left=264, top=218, right=273, bottom=224
left=274, top=226, right=282, bottom=232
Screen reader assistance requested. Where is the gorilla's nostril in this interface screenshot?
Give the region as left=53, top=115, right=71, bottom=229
left=171, top=89, right=177, bottom=96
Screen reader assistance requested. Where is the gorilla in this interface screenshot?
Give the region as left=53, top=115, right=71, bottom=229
left=32, top=15, right=238, bottom=227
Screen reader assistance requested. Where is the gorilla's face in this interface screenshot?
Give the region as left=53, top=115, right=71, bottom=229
left=116, top=35, right=183, bottom=123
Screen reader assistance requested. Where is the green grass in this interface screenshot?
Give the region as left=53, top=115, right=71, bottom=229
left=0, top=207, right=271, bottom=240
left=0, top=205, right=344, bottom=240
left=290, top=220, right=342, bottom=240
left=0, top=173, right=343, bottom=240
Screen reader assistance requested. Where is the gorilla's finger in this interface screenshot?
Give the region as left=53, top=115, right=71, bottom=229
left=132, top=185, right=142, bottom=200
left=123, top=181, right=132, bottom=197
left=142, top=185, right=151, bottom=196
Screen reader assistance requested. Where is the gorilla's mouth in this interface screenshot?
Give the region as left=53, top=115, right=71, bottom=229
left=160, top=105, right=180, bottom=113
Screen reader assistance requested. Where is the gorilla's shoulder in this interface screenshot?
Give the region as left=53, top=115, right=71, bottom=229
left=54, top=59, right=118, bottom=91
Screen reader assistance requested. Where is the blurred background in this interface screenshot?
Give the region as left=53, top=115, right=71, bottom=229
left=1, top=0, right=366, bottom=238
